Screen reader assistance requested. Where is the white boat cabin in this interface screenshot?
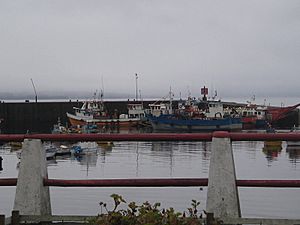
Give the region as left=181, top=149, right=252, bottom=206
left=236, top=106, right=266, bottom=119
left=205, top=101, right=224, bottom=118
left=127, top=103, right=145, bottom=119
left=147, top=102, right=173, bottom=117
left=73, top=100, right=106, bottom=119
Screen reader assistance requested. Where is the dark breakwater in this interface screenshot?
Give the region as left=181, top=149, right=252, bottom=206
left=0, top=100, right=154, bottom=134
left=0, top=100, right=299, bottom=134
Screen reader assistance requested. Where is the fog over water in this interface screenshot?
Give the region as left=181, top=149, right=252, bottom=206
left=0, top=1, right=299, bottom=99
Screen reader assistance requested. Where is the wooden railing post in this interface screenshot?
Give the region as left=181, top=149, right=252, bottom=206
left=11, top=211, right=19, bottom=225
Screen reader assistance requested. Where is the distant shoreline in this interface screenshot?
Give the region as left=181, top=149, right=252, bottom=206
left=1, top=96, right=299, bottom=107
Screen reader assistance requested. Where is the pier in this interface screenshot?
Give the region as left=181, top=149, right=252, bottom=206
left=0, top=101, right=299, bottom=134
left=1, top=132, right=300, bottom=224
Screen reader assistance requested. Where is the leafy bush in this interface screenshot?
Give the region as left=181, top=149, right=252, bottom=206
left=90, top=194, right=204, bottom=225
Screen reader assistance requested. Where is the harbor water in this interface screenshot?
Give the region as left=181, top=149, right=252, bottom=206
left=1, top=138, right=300, bottom=218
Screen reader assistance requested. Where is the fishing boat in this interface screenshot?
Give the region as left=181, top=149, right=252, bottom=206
left=146, top=88, right=242, bottom=132
left=66, top=99, right=144, bottom=129
left=231, top=105, right=267, bottom=129
left=266, top=103, right=300, bottom=123
left=224, top=95, right=299, bottom=129
left=52, top=118, right=69, bottom=134
left=147, top=114, right=242, bottom=131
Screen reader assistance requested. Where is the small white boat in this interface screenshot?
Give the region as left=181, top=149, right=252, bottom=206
left=45, top=147, right=57, bottom=159
left=16, top=144, right=57, bottom=159
left=55, top=145, right=71, bottom=156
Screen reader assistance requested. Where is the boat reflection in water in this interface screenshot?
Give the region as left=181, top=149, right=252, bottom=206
left=262, top=141, right=282, bottom=163
left=286, top=145, right=300, bottom=165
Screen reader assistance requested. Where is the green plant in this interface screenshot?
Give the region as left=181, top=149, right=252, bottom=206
left=90, top=194, right=204, bottom=225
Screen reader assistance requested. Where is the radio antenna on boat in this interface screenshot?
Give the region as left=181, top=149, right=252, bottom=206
left=30, top=78, right=38, bottom=103
left=135, top=73, right=138, bottom=101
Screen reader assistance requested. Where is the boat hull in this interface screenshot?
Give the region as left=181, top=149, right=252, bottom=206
left=147, top=115, right=242, bottom=132
left=241, top=117, right=267, bottom=129
left=67, top=112, right=141, bottom=128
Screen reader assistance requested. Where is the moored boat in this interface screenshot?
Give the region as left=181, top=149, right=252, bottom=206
left=232, top=105, right=267, bottom=129
left=66, top=99, right=145, bottom=129
left=266, top=103, right=300, bottom=123
left=16, top=145, right=57, bottom=160
left=147, top=114, right=242, bottom=132
left=146, top=88, right=242, bottom=132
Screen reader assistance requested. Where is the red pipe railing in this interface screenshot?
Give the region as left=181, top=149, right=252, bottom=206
left=44, top=178, right=300, bottom=188
left=0, top=133, right=213, bottom=142
left=43, top=178, right=300, bottom=188
left=236, top=180, right=300, bottom=188
left=1, top=178, right=300, bottom=188
left=44, top=178, right=209, bottom=187
left=230, top=132, right=300, bottom=141
left=0, top=178, right=17, bottom=186
left=1, top=132, right=300, bottom=142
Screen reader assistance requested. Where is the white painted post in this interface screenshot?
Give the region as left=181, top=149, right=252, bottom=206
left=206, top=131, right=241, bottom=219
left=14, top=139, right=51, bottom=215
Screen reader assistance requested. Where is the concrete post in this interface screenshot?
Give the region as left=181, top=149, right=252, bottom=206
left=14, top=139, right=51, bottom=215
left=206, top=131, right=241, bottom=219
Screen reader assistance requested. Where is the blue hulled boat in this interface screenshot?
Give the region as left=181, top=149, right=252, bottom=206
left=146, top=86, right=242, bottom=132
left=147, top=114, right=242, bottom=132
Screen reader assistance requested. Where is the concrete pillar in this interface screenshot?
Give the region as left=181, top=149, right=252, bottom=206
left=206, top=132, right=241, bottom=218
left=14, top=139, right=51, bottom=215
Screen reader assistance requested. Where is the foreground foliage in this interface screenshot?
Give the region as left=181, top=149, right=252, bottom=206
left=90, top=194, right=204, bottom=225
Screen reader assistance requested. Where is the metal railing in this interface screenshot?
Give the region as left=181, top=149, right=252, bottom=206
left=1, top=132, right=300, bottom=225
left=1, top=131, right=300, bottom=142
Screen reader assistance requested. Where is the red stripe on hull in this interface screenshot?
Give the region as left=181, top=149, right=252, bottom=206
left=68, top=117, right=139, bottom=128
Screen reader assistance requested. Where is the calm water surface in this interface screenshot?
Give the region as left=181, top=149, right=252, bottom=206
left=1, top=140, right=300, bottom=218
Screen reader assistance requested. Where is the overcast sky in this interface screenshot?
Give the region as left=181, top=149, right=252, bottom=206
left=0, top=0, right=299, bottom=101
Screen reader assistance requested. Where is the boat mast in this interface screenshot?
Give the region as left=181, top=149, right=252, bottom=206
left=135, top=73, right=138, bottom=101
left=30, top=78, right=38, bottom=103
left=169, top=86, right=173, bottom=113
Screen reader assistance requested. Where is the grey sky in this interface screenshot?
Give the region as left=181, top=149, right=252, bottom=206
left=0, top=0, right=299, bottom=100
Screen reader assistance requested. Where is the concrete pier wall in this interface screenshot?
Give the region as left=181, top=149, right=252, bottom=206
left=0, top=100, right=298, bottom=134
left=0, top=101, right=151, bottom=134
